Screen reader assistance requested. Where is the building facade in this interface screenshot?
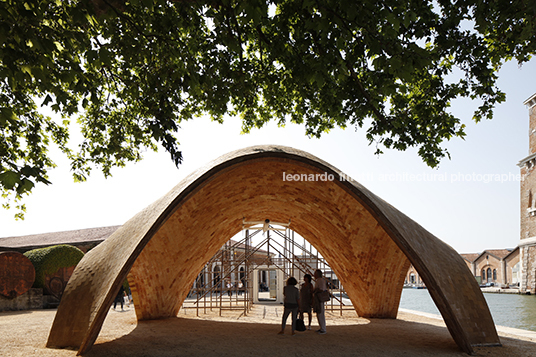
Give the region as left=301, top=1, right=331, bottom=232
left=473, top=249, right=517, bottom=286
left=458, top=250, right=520, bottom=287
left=404, top=264, right=424, bottom=286
left=460, top=253, right=479, bottom=279
left=505, top=248, right=521, bottom=286
left=518, top=93, right=536, bottom=294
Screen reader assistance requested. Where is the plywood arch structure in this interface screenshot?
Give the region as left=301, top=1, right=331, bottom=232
left=47, top=145, right=500, bottom=354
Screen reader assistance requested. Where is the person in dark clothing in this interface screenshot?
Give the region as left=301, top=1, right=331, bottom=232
left=299, top=274, right=314, bottom=330
left=113, top=285, right=125, bottom=310
left=278, top=277, right=300, bottom=335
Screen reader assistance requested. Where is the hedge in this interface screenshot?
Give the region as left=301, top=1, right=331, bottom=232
left=24, top=244, right=84, bottom=289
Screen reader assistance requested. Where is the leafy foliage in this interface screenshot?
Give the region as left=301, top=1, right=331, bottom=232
left=23, top=244, right=84, bottom=289
left=1, top=0, right=536, bottom=215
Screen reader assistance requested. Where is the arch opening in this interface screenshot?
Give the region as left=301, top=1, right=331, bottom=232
left=182, top=227, right=359, bottom=315
left=125, top=158, right=411, bottom=322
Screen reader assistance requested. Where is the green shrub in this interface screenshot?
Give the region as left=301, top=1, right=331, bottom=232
left=24, top=244, right=84, bottom=289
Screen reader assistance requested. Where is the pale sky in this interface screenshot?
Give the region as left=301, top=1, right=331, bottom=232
left=2, top=59, right=536, bottom=254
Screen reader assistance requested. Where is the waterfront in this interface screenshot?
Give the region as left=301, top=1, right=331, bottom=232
left=399, top=288, right=536, bottom=332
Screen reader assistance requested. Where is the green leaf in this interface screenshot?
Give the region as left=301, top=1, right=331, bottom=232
left=0, top=171, right=21, bottom=190
left=17, top=178, right=35, bottom=195
left=41, top=95, right=53, bottom=106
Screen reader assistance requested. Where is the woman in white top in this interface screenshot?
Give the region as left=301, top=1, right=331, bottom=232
left=313, top=269, right=327, bottom=334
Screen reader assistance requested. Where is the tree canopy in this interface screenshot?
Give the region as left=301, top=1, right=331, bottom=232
left=1, top=0, right=535, bottom=216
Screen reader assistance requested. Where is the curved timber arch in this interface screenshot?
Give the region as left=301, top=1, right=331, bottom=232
left=47, top=145, right=500, bottom=354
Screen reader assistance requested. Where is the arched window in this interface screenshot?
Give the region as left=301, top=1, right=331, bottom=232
left=493, top=269, right=497, bottom=281
left=197, top=271, right=205, bottom=288
left=481, top=269, right=486, bottom=281
left=410, top=273, right=416, bottom=284
left=529, top=190, right=533, bottom=208
left=486, top=268, right=492, bottom=282
left=213, top=265, right=221, bottom=288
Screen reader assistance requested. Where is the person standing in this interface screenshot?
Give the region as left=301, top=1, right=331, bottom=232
left=313, top=269, right=327, bottom=334
left=227, top=280, right=233, bottom=297
left=278, top=277, right=300, bottom=335
left=238, top=280, right=244, bottom=295
left=299, top=274, right=314, bottom=330
left=113, top=285, right=125, bottom=311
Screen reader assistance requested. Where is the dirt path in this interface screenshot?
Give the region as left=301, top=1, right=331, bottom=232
left=1, top=304, right=535, bottom=356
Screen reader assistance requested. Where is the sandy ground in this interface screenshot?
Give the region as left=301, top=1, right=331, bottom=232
left=1, top=303, right=535, bottom=357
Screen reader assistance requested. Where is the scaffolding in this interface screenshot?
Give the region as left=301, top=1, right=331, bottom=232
left=182, top=225, right=353, bottom=317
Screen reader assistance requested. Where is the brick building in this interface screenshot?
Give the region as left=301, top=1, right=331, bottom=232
left=518, top=92, right=536, bottom=294
left=460, top=253, right=479, bottom=277
left=473, top=249, right=519, bottom=286
left=452, top=250, right=520, bottom=287
left=404, top=264, right=424, bottom=286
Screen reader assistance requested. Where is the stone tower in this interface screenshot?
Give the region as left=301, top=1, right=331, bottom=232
left=518, top=92, right=536, bottom=293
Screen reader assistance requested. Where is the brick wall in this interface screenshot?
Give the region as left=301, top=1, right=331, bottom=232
left=520, top=104, right=536, bottom=239
left=404, top=264, right=423, bottom=285
left=521, top=104, right=536, bottom=239
left=505, top=249, right=520, bottom=285
left=0, top=288, right=42, bottom=311
left=519, top=95, right=536, bottom=293
left=522, top=245, right=536, bottom=293
left=475, top=255, right=502, bottom=284
left=530, top=104, right=536, bottom=155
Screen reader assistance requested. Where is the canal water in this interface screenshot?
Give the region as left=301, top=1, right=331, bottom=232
left=398, top=288, right=536, bottom=332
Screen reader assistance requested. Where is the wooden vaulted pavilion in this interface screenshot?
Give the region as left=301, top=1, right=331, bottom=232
left=47, top=145, right=500, bottom=354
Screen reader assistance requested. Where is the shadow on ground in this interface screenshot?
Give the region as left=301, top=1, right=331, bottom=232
left=86, top=316, right=481, bottom=357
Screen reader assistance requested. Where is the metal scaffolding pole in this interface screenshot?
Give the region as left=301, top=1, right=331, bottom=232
left=183, top=225, right=352, bottom=317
